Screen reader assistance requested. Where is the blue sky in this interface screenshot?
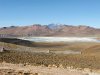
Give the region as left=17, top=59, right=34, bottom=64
left=0, top=0, right=100, bottom=28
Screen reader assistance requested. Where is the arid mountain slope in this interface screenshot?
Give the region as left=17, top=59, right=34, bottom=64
left=0, top=24, right=100, bottom=37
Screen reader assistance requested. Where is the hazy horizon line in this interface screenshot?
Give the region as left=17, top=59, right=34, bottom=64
left=0, top=23, right=99, bottom=29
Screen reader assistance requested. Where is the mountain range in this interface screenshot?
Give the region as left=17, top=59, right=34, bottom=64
left=0, top=24, right=100, bottom=37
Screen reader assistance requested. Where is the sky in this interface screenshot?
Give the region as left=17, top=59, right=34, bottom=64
left=0, top=0, right=100, bottom=28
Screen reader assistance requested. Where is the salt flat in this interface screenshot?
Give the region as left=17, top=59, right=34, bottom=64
left=19, top=37, right=100, bottom=42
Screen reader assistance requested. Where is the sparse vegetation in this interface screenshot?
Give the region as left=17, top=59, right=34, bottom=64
left=0, top=50, right=100, bottom=70
left=0, top=38, right=100, bottom=70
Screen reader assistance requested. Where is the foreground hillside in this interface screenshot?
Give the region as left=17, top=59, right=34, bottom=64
left=0, top=24, right=100, bottom=37
left=0, top=38, right=100, bottom=75
left=0, top=38, right=100, bottom=70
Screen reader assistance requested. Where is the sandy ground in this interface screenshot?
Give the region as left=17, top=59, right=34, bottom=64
left=0, top=63, right=99, bottom=75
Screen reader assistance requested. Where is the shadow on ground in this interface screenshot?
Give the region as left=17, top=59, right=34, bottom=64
left=0, top=38, right=67, bottom=47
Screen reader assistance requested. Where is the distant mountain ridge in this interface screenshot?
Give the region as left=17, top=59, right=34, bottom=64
left=0, top=24, right=100, bottom=37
